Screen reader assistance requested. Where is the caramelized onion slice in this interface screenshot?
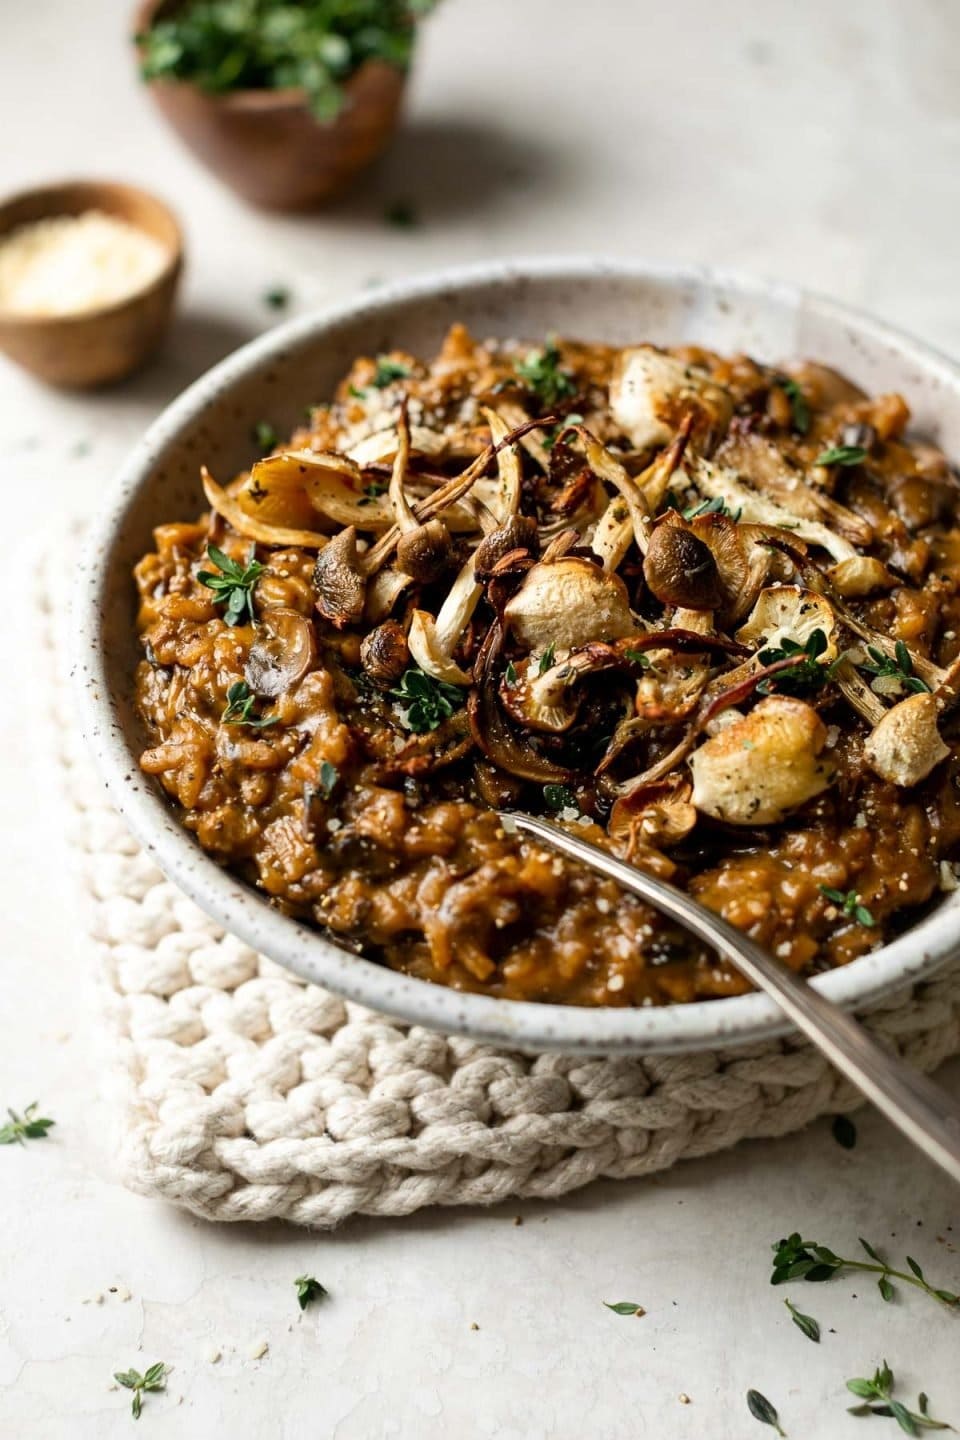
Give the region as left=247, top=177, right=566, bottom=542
left=202, top=468, right=330, bottom=550
left=245, top=607, right=316, bottom=697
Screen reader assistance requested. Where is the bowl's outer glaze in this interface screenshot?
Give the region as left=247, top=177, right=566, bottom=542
left=76, top=259, right=960, bottom=1054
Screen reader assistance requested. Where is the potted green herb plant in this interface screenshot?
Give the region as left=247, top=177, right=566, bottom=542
left=135, top=0, right=436, bottom=210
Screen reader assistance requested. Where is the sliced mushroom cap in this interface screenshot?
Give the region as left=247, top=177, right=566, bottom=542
left=609, top=777, right=697, bottom=847
left=862, top=692, right=950, bottom=787
left=610, top=347, right=733, bottom=451
left=735, top=585, right=838, bottom=662
left=312, top=526, right=366, bottom=629
left=244, top=607, right=316, bottom=697
left=500, top=656, right=580, bottom=734
left=689, top=696, right=836, bottom=824
left=643, top=515, right=723, bottom=610
left=504, top=556, right=635, bottom=655
left=360, top=620, right=410, bottom=685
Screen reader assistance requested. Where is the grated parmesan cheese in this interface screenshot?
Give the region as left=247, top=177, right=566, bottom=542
left=0, top=210, right=168, bottom=317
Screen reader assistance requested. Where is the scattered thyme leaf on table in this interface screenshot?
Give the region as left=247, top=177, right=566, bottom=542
left=770, top=1233, right=960, bottom=1308
left=603, top=1301, right=645, bottom=1316
left=747, top=1389, right=786, bottom=1436
left=295, top=1275, right=329, bottom=1311
left=784, top=1297, right=820, bottom=1343
left=846, top=1359, right=952, bottom=1434
left=113, top=1362, right=166, bottom=1421
left=0, top=1103, right=55, bottom=1146
left=198, top=544, right=264, bottom=626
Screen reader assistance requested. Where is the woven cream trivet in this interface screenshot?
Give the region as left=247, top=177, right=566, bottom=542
left=46, top=587, right=960, bottom=1228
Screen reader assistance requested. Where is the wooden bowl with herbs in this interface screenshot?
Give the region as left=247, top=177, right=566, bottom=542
left=135, top=0, right=430, bottom=211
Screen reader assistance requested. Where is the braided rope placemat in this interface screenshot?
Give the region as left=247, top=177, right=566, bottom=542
left=47, top=582, right=960, bottom=1228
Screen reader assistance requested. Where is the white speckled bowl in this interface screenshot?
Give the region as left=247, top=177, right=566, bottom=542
left=76, top=258, right=960, bottom=1053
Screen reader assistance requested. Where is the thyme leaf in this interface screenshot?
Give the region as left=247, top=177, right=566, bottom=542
left=860, top=641, right=931, bottom=696
left=846, top=1360, right=952, bottom=1433
left=777, top=377, right=810, bottom=435
left=0, top=1102, right=55, bottom=1146
left=294, top=1275, right=329, bottom=1311
left=784, top=1297, right=820, bottom=1343
left=114, top=1362, right=166, bottom=1420
left=198, top=544, right=264, bottom=626
left=747, top=1389, right=786, bottom=1435
left=603, top=1301, right=645, bottom=1316
left=757, top=628, right=831, bottom=696
left=819, top=886, right=876, bottom=927
left=815, top=444, right=868, bottom=467
left=514, top=338, right=576, bottom=410
left=391, top=668, right=463, bottom=733
left=222, top=680, right=279, bottom=729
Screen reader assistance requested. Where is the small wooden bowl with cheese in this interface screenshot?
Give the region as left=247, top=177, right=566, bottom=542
left=0, top=180, right=183, bottom=388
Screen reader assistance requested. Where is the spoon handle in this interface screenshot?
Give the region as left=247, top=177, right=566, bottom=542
left=505, top=812, right=960, bottom=1185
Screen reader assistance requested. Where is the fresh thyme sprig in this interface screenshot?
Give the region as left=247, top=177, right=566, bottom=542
left=391, top=668, right=463, bottom=734
left=684, top=494, right=742, bottom=521
left=757, top=628, right=831, bottom=696
left=197, top=545, right=264, bottom=626
left=860, top=641, right=931, bottom=696
left=372, top=357, right=412, bottom=389
left=0, top=1102, right=55, bottom=1146
left=113, top=1362, right=166, bottom=1420
left=514, top=339, right=577, bottom=410
left=538, top=642, right=557, bottom=675
left=771, top=1234, right=959, bottom=1308
left=819, top=886, right=876, bottom=927
left=221, top=680, right=279, bottom=729
left=846, top=1360, right=952, bottom=1434
left=815, top=444, right=868, bottom=467
left=294, top=1275, right=329, bottom=1311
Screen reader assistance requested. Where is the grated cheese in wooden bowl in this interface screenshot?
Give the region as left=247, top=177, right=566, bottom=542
left=0, top=210, right=169, bottom=317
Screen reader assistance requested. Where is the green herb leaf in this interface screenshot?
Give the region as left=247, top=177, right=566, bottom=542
left=0, top=1102, right=55, bottom=1146
left=819, top=887, right=875, bottom=927
left=198, top=544, right=264, bottom=627
left=784, top=1298, right=820, bottom=1343
left=253, top=419, right=278, bottom=453
left=222, top=680, right=279, bottom=729
left=390, top=668, right=463, bottom=734
left=683, top=494, right=741, bottom=521
left=514, top=338, right=576, bottom=411
left=831, top=1114, right=857, bottom=1149
left=815, top=445, right=868, bottom=467
left=758, top=628, right=832, bottom=697
left=860, top=642, right=931, bottom=696
left=372, top=357, right=412, bottom=389
left=294, top=1274, right=329, bottom=1311
left=771, top=1234, right=960, bottom=1311
left=504, top=661, right=518, bottom=687
left=538, top=642, right=557, bottom=675
left=747, top=1389, right=786, bottom=1436
left=113, top=1362, right=166, bottom=1419
left=778, top=378, right=810, bottom=436
left=139, top=1, right=431, bottom=123
left=318, top=761, right=339, bottom=800
left=878, top=1275, right=895, bottom=1303
left=543, top=784, right=577, bottom=813
left=844, top=1363, right=951, bottom=1434
left=263, top=285, right=290, bottom=310
left=603, top=1301, right=644, bottom=1316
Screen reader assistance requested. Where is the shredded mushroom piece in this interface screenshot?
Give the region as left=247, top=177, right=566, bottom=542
left=863, top=693, right=950, bottom=787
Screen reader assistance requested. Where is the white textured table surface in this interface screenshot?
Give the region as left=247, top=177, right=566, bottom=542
left=3, top=2, right=960, bottom=1436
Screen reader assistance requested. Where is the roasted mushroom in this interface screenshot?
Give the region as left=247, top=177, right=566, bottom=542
left=863, top=693, right=950, bottom=787
left=609, top=346, right=733, bottom=452
left=360, top=620, right=410, bottom=686
left=689, top=696, right=836, bottom=824
left=245, top=607, right=316, bottom=697
left=313, top=526, right=366, bottom=628
left=643, top=517, right=723, bottom=610
left=504, top=556, right=635, bottom=655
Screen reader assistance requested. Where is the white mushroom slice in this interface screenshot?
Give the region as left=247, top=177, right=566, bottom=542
left=715, top=431, right=874, bottom=547
left=578, top=430, right=653, bottom=555
left=504, top=557, right=635, bottom=653
left=830, top=656, right=886, bottom=727
left=347, top=425, right=448, bottom=467
left=681, top=456, right=857, bottom=563
left=610, top=347, right=733, bottom=451
left=826, top=556, right=896, bottom=599
left=492, top=399, right=552, bottom=472
left=590, top=426, right=692, bottom=571
left=863, top=693, right=950, bottom=787
left=689, top=696, right=836, bottom=824
left=481, top=407, right=522, bottom=521
left=364, top=568, right=411, bottom=624
left=407, top=560, right=484, bottom=687
left=735, top=585, right=838, bottom=662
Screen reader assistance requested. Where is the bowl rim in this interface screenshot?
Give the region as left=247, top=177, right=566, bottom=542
left=74, top=255, right=960, bottom=1054
left=0, top=178, right=183, bottom=330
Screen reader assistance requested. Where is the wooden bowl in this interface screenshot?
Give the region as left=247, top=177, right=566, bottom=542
left=0, top=180, right=183, bottom=389
left=135, top=0, right=407, bottom=211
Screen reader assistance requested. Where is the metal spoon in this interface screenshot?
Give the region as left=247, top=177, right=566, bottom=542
left=503, top=811, right=960, bottom=1186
